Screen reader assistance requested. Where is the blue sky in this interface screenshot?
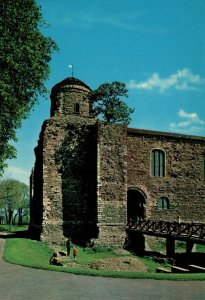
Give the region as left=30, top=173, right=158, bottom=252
left=3, top=0, right=205, bottom=184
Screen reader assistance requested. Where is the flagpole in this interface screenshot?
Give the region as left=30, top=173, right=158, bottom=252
left=68, top=64, right=74, bottom=77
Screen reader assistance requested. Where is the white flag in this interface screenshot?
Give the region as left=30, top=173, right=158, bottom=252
left=68, top=64, right=73, bottom=68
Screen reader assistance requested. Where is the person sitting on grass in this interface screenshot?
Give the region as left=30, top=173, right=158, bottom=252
left=49, top=252, right=63, bottom=266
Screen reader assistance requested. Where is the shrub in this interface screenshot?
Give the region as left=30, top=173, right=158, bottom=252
left=83, top=244, right=115, bottom=253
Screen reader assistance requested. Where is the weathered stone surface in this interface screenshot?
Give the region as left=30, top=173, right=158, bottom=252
left=96, top=123, right=127, bottom=245
left=127, top=129, right=205, bottom=223
left=30, top=77, right=205, bottom=246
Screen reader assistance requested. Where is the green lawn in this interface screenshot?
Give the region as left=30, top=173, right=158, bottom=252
left=2, top=227, right=205, bottom=280
left=4, top=238, right=53, bottom=268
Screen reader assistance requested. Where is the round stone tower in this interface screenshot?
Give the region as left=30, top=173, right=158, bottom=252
left=50, top=77, right=93, bottom=118
left=30, top=76, right=98, bottom=244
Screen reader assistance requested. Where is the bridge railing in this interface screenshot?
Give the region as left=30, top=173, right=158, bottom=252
left=126, top=220, right=205, bottom=240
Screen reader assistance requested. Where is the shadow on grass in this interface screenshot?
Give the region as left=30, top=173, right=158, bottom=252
left=0, top=230, right=29, bottom=239
left=175, top=252, right=205, bottom=268
left=132, top=249, right=205, bottom=269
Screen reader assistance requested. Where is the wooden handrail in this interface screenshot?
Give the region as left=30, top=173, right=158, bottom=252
left=126, top=220, right=205, bottom=242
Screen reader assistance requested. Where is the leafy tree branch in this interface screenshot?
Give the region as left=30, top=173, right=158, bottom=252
left=91, top=81, right=134, bottom=124
left=0, top=0, right=58, bottom=173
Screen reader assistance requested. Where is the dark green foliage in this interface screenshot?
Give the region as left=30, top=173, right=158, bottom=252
left=0, top=0, right=58, bottom=173
left=91, top=81, right=134, bottom=124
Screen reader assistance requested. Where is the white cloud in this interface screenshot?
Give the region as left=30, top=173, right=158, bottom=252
left=63, top=14, right=141, bottom=31
left=127, top=69, right=204, bottom=93
left=178, top=109, right=205, bottom=125
left=170, top=109, right=205, bottom=135
left=60, top=10, right=164, bottom=33
left=3, top=166, right=30, bottom=185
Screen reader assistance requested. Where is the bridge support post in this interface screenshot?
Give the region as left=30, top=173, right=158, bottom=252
left=186, top=240, right=196, bottom=254
left=183, top=241, right=196, bottom=266
left=166, top=237, right=175, bottom=257
left=126, top=231, right=145, bottom=255
left=134, top=232, right=145, bottom=255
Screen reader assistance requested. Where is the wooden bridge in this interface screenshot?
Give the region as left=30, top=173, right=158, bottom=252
left=126, top=220, right=205, bottom=243
left=126, top=220, right=205, bottom=256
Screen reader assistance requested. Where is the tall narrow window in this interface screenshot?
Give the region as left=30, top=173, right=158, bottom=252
left=74, top=103, right=80, bottom=113
left=151, top=149, right=165, bottom=177
left=158, top=197, right=170, bottom=209
left=202, top=155, right=205, bottom=179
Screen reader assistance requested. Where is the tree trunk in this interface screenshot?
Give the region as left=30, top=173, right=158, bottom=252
left=18, top=208, right=23, bottom=225
left=8, top=210, right=13, bottom=231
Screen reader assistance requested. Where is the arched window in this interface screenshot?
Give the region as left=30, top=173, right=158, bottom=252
left=74, top=103, right=80, bottom=113
left=151, top=149, right=165, bottom=177
left=158, top=197, right=170, bottom=209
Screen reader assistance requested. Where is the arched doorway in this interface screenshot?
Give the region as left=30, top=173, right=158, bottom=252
left=127, top=189, right=146, bottom=223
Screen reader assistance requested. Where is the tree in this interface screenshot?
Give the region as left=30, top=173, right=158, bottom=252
left=13, top=181, right=30, bottom=225
left=91, top=81, right=134, bottom=124
left=0, top=0, right=58, bottom=173
left=0, top=179, right=29, bottom=227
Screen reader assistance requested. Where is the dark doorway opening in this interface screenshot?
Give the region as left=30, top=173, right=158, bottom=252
left=127, top=189, right=146, bottom=223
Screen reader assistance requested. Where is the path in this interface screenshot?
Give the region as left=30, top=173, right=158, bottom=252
left=0, top=238, right=205, bottom=299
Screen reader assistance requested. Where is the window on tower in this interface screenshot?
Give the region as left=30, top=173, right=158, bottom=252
left=74, top=103, right=80, bottom=113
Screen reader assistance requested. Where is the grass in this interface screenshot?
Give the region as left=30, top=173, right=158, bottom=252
left=4, top=238, right=53, bottom=269
left=149, top=237, right=205, bottom=254
left=196, top=244, right=205, bottom=252
left=74, top=247, right=118, bottom=264
left=0, top=224, right=28, bottom=232
left=2, top=227, right=205, bottom=280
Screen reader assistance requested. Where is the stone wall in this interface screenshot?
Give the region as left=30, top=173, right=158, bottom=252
left=30, top=77, right=97, bottom=244
left=96, top=122, right=128, bottom=246
left=30, top=77, right=205, bottom=247
left=38, top=116, right=97, bottom=244
left=127, top=128, right=205, bottom=223
left=29, top=122, right=45, bottom=239
left=50, top=78, right=92, bottom=117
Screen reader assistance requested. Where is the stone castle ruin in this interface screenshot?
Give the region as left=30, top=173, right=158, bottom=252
left=30, top=77, right=205, bottom=246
